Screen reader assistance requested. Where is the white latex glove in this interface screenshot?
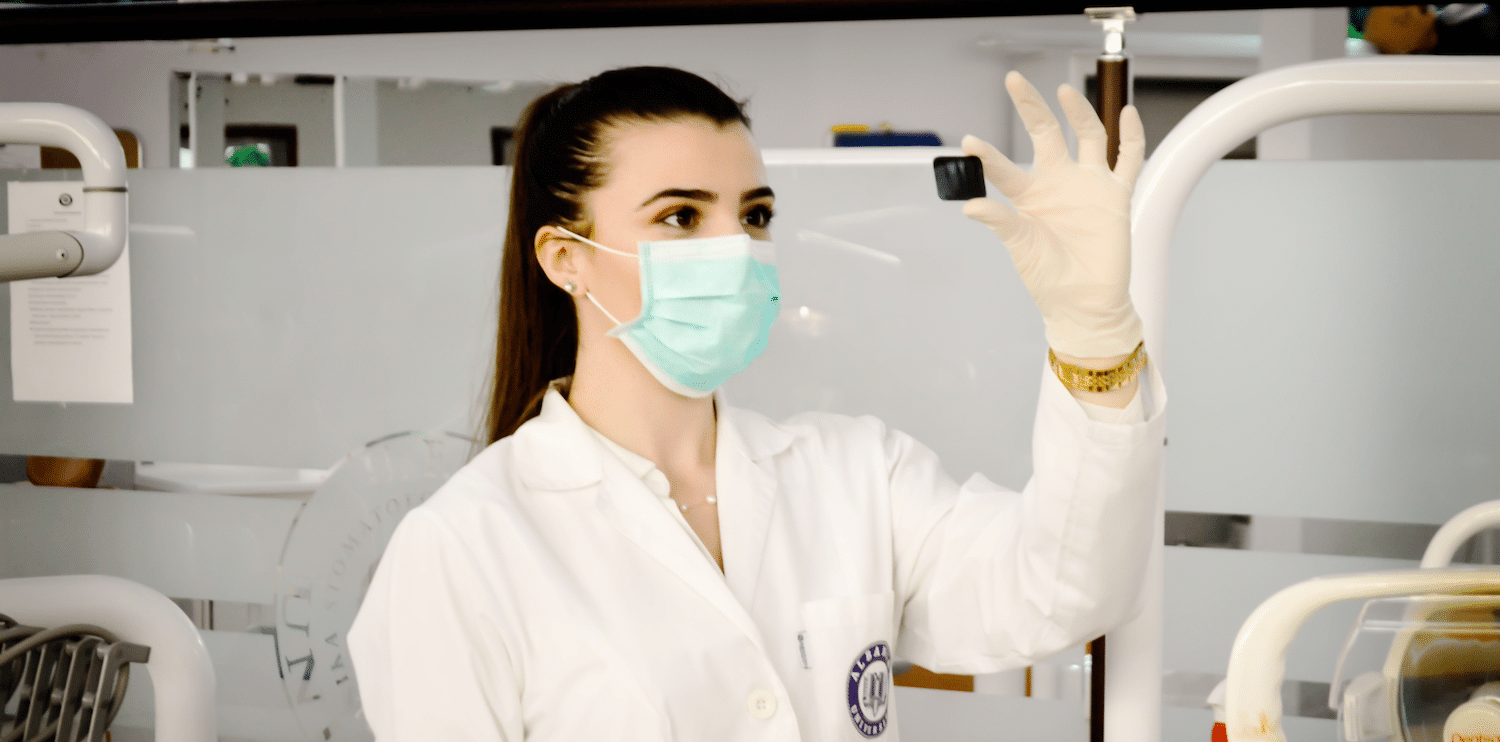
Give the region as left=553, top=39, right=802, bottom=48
left=963, top=70, right=1146, bottom=359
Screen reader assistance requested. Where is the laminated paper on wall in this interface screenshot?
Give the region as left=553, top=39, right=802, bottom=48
left=7, top=180, right=133, bottom=404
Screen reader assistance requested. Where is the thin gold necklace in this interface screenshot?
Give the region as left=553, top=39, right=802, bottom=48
left=675, top=494, right=717, bottom=512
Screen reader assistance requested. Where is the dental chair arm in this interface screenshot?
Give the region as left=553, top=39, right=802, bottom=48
left=1225, top=569, right=1500, bottom=742
left=0, top=102, right=127, bottom=281
left=0, top=575, right=217, bottom=742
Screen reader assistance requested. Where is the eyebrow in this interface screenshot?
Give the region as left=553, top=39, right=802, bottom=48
left=638, top=186, right=776, bottom=209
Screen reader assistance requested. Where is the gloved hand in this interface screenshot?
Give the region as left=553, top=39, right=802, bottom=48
left=962, top=70, right=1146, bottom=360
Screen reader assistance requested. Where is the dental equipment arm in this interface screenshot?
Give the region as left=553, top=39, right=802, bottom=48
left=0, top=103, right=127, bottom=281
left=0, top=575, right=217, bottom=742
left=1224, top=570, right=1500, bottom=742
left=1421, top=500, right=1500, bottom=568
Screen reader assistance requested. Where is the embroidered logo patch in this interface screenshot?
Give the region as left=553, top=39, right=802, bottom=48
left=846, top=641, right=891, bottom=737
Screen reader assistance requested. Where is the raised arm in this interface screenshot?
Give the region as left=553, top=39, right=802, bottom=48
left=892, top=71, right=1165, bottom=673
left=962, top=71, right=1148, bottom=409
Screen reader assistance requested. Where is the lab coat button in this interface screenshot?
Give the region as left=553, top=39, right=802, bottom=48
left=747, top=689, right=777, bottom=719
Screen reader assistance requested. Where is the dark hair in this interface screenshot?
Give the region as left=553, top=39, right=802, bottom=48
left=482, top=66, right=751, bottom=444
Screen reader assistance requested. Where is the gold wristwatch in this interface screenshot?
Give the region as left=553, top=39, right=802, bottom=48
left=1048, top=341, right=1147, bottom=393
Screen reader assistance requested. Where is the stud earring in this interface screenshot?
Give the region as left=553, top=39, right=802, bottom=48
left=563, top=280, right=577, bottom=295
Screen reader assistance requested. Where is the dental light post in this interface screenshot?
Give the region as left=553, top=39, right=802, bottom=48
left=1075, top=10, right=1136, bottom=742
left=0, top=103, right=128, bottom=282
left=1087, top=7, right=1136, bottom=170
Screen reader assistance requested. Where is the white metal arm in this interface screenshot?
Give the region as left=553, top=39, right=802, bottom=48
left=0, top=575, right=217, bottom=742
left=1422, top=500, right=1500, bottom=568
left=0, top=102, right=128, bottom=280
left=1133, top=57, right=1500, bottom=323
left=1224, top=570, right=1500, bottom=742
left=1111, top=57, right=1500, bottom=742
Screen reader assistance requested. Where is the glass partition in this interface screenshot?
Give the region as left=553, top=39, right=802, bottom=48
left=4, top=156, right=1500, bottom=742
left=173, top=72, right=553, bottom=169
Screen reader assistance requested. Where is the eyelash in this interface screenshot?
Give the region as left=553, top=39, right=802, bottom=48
left=660, top=207, right=698, bottom=229
left=659, top=204, right=776, bottom=230
left=744, top=204, right=775, bottom=228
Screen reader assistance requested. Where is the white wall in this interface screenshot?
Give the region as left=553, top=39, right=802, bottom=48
left=205, top=77, right=546, bottom=166
left=375, top=80, right=551, bottom=166
left=1315, top=112, right=1500, bottom=158
left=221, top=77, right=337, bottom=166
left=1257, top=8, right=1347, bottom=160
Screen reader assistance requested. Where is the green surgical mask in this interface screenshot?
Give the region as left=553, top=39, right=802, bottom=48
left=559, top=227, right=780, bottom=398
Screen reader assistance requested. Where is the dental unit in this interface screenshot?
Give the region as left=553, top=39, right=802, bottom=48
left=0, top=103, right=127, bottom=282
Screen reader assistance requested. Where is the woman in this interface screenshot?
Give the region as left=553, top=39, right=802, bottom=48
left=348, top=66, right=1165, bottom=741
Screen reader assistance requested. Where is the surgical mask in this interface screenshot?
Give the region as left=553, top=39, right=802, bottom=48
left=558, top=227, right=780, bottom=398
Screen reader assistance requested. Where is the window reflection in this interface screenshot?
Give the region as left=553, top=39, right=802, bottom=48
left=174, top=72, right=550, bottom=168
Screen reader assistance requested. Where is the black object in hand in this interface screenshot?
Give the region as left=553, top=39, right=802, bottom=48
left=933, top=156, right=986, bottom=200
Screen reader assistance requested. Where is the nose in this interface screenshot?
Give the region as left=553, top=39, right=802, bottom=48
left=706, top=207, right=750, bottom=239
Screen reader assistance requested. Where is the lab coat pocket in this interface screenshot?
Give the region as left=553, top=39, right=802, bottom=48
left=800, top=591, right=896, bottom=740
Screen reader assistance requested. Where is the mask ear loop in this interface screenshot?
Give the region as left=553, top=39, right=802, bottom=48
left=555, top=226, right=634, bottom=326
left=556, top=226, right=639, bottom=258
left=584, top=292, right=624, bottom=326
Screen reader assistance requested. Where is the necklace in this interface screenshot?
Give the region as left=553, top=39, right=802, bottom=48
left=676, top=494, right=717, bottom=512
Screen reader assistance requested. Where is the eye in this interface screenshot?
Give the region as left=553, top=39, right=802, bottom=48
left=660, top=206, right=700, bottom=230
left=743, top=204, right=775, bottom=229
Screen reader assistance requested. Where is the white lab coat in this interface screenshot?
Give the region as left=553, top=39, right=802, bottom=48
left=347, top=364, right=1167, bottom=741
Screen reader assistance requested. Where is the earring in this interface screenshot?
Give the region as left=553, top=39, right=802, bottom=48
left=563, top=280, right=577, bottom=295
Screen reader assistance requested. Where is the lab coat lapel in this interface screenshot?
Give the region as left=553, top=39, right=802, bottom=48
left=514, top=385, right=799, bottom=650
left=716, top=395, right=794, bottom=612
left=592, top=451, right=771, bottom=652
left=512, top=387, right=604, bottom=491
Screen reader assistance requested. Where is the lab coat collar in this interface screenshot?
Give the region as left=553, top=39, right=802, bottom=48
left=721, top=386, right=796, bottom=464
left=510, top=379, right=791, bottom=648
left=510, top=382, right=606, bottom=491
left=511, top=379, right=795, bottom=492
left=714, top=403, right=780, bottom=610
left=510, top=379, right=795, bottom=613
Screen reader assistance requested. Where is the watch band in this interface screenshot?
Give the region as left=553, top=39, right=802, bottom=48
left=1048, top=341, right=1147, bottom=393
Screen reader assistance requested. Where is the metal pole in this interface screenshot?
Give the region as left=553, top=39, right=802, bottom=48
left=1096, top=57, right=1129, bottom=169
left=1087, top=7, right=1136, bottom=170
left=1083, top=10, right=1135, bottom=742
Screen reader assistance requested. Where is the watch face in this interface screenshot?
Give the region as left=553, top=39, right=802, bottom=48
left=275, top=431, right=473, bottom=741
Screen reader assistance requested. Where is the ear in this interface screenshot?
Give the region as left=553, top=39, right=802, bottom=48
left=534, top=225, right=583, bottom=296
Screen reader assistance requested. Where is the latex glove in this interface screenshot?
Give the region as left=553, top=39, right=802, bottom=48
left=963, top=71, right=1146, bottom=359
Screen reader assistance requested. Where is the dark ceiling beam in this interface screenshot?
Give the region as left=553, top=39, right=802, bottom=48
left=0, top=0, right=1350, bottom=45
